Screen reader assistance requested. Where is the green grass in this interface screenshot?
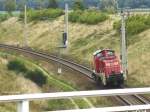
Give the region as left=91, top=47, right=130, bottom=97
left=0, top=103, right=16, bottom=112
left=0, top=53, right=40, bottom=112
left=35, top=65, right=93, bottom=109
left=0, top=52, right=94, bottom=110
left=46, top=99, right=75, bottom=111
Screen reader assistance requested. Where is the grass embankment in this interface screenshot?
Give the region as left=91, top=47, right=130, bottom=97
left=0, top=12, right=149, bottom=107
left=0, top=11, right=20, bottom=22
left=0, top=52, right=98, bottom=111
left=127, top=30, right=150, bottom=87
left=113, top=15, right=150, bottom=87
left=0, top=13, right=114, bottom=109
left=0, top=53, right=42, bottom=112
left=113, top=15, right=150, bottom=45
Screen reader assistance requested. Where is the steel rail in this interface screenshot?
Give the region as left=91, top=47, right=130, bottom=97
left=0, top=44, right=93, bottom=80
left=117, top=95, right=150, bottom=105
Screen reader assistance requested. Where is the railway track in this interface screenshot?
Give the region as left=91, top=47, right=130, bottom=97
left=0, top=44, right=94, bottom=80
left=116, top=95, right=150, bottom=105
left=116, top=95, right=150, bottom=112
left=0, top=44, right=149, bottom=111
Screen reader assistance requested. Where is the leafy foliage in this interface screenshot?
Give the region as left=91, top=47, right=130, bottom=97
left=26, top=69, right=47, bottom=87
left=100, top=0, right=116, bottom=13
left=73, top=0, right=85, bottom=10
left=0, top=0, right=150, bottom=11
left=47, top=0, right=58, bottom=8
left=69, top=10, right=108, bottom=25
left=17, top=0, right=28, bottom=11
left=0, top=14, right=9, bottom=22
left=4, top=0, right=16, bottom=15
left=7, top=59, right=47, bottom=86
left=113, top=15, right=150, bottom=36
left=20, top=8, right=64, bottom=21
left=7, top=60, right=27, bottom=73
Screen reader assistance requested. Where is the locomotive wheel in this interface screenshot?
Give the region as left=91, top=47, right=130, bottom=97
left=92, top=73, right=97, bottom=81
left=102, top=74, right=107, bottom=86
left=92, top=73, right=102, bottom=85
left=96, top=77, right=102, bottom=85
left=118, top=80, right=124, bottom=88
left=119, top=84, right=124, bottom=88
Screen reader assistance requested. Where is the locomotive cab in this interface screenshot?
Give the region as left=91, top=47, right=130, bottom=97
left=93, top=49, right=124, bottom=87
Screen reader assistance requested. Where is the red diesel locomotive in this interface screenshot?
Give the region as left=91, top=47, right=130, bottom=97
left=92, top=49, right=124, bottom=87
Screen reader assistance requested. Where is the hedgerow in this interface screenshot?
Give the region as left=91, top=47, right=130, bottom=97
left=69, top=10, right=108, bottom=25
left=26, top=69, right=47, bottom=87
left=7, top=59, right=47, bottom=86
left=0, top=14, right=9, bottom=22
left=113, top=15, right=150, bottom=36
left=20, top=8, right=64, bottom=21
left=7, top=60, right=27, bottom=73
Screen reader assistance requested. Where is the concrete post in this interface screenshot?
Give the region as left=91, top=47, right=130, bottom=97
left=121, top=11, right=127, bottom=80
left=24, top=5, right=28, bottom=47
left=17, top=100, right=29, bottom=112
left=64, top=3, right=68, bottom=47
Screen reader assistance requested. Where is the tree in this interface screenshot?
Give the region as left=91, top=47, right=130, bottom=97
left=48, top=0, right=58, bottom=8
left=17, top=0, right=27, bottom=11
left=73, top=0, right=85, bottom=10
left=118, top=0, right=150, bottom=9
left=0, top=0, right=5, bottom=11
left=4, top=0, right=16, bottom=15
left=100, top=0, right=116, bottom=13
left=35, top=0, right=45, bottom=9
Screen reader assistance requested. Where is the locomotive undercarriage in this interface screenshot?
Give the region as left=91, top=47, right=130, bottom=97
left=92, top=72, right=124, bottom=87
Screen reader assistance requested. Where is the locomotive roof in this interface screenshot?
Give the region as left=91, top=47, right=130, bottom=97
left=93, top=50, right=101, bottom=56
left=93, top=49, right=114, bottom=56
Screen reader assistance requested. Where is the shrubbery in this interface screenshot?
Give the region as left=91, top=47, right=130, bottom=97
left=26, top=69, right=47, bottom=87
left=7, top=59, right=47, bottom=86
left=69, top=10, right=108, bottom=25
left=113, top=15, right=150, bottom=36
left=20, top=8, right=64, bottom=21
left=0, top=14, right=9, bottom=22
left=7, top=60, right=27, bottom=73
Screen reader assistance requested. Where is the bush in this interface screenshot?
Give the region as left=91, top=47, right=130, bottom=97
left=69, top=10, right=108, bottom=25
left=69, top=10, right=82, bottom=23
left=26, top=69, right=47, bottom=87
left=7, top=60, right=27, bottom=73
left=127, top=21, right=148, bottom=36
left=113, top=15, right=150, bottom=36
left=7, top=59, right=47, bottom=86
left=20, top=8, right=64, bottom=21
left=0, top=14, right=9, bottom=22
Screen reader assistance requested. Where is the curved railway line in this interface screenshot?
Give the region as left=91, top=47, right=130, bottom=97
left=0, top=44, right=149, bottom=111
left=0, top=44, right=94, bottom=79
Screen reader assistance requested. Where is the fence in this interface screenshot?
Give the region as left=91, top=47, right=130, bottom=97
left=0, top=87, right=150, bottom=112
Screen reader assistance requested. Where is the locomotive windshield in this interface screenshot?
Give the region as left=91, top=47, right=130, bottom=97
left=106, top=50, right=115, bottom=56
left=94, top=50, right=115, bottom=59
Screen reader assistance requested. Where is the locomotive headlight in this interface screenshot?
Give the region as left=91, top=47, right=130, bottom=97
left=121, top=70, right=123, bottom=73
left=114, top=62, right=118, bottom=65
left=105, top=63, right=110, bottom=66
